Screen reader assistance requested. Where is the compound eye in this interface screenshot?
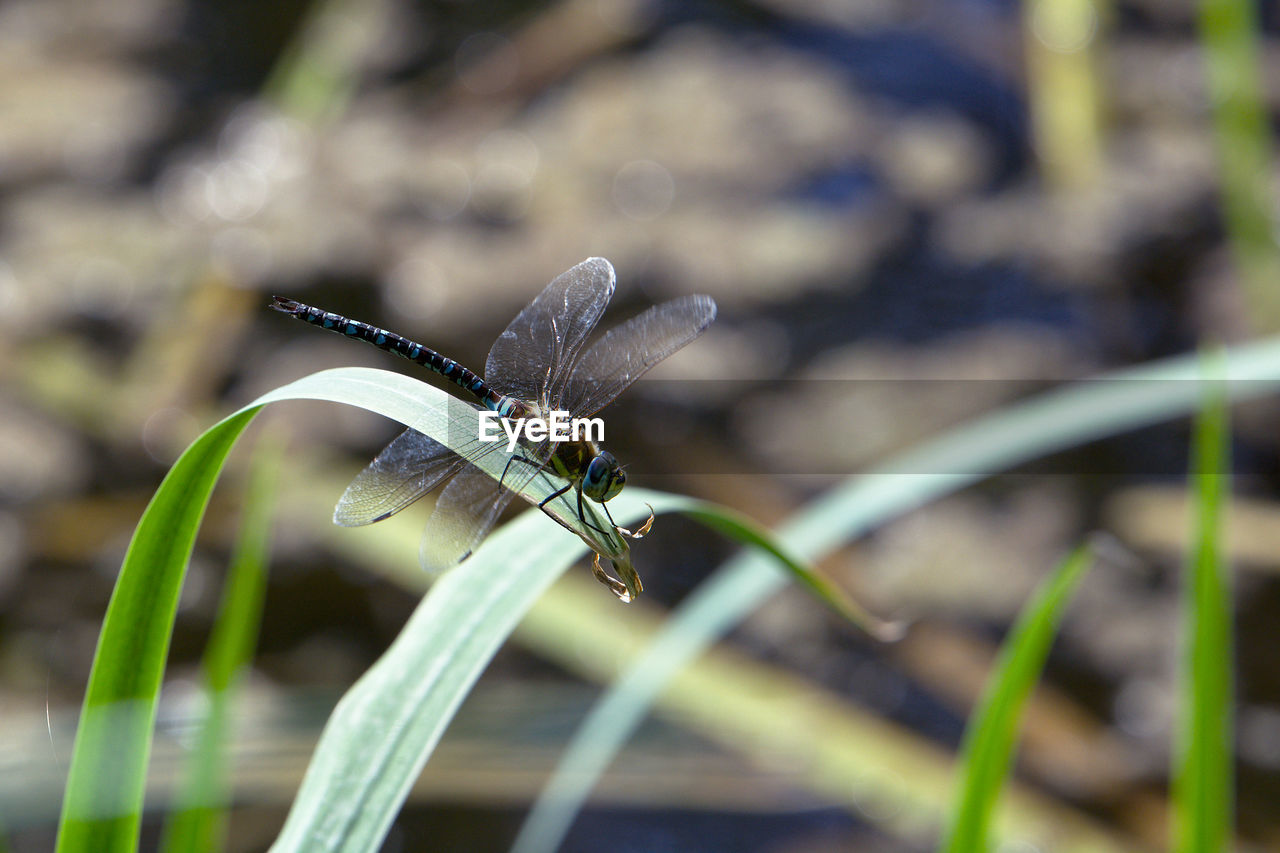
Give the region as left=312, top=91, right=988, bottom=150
left=603, top=466, right=626, bottom=501
left=583, top=453, right=624, bottom=502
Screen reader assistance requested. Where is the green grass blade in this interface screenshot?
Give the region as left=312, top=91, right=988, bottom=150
left=512, top=335, right=1280, bottom=853
left=1024, top=0, right=1103, bottom=188
left=511, top=554, right=1129, bottom=852
left=1173, top=375, right=1232, bottom=851
left=52, top=365, right=624, bottom=853
left=267, top=502, right=588, bottom=853
left=1198, top=0, right=1280, bottom=328
left=55, top=407, right=261, bottom=853
left=160, top=437, right=282, bottom=853
left=50, top=357, right=821, bottom=853
left=267, top=487, right=814, bottom=853
left=670, top=500, right=902, bottom=640
left=941, top=543, right=1094, bottom=852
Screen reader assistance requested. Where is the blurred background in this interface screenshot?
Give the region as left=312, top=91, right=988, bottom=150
left=3, top=0, right=1280, bottom=849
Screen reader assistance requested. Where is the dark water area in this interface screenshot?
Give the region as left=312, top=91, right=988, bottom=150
left=782, top=245, right=1094, bottom=357
left=778, top=23, right=1031, bottom=178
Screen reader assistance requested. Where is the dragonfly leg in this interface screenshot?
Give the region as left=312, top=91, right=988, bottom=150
left=574, top=485, right=618, bottom=539
left=537, top=480, right=574, bottom=509
left=540, top=481, right=615, bottom=539
left=500, top=451, right=545, bottom=491
left=610, top=502, right=655, bottom=539
left=591, top=552, right=630, bottom=601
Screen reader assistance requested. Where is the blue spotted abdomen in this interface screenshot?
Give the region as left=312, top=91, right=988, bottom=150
left=270, top=296, right=523, bottom=416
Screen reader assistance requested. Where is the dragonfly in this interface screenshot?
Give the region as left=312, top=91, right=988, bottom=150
left=271, top=257, right=716, bottom=600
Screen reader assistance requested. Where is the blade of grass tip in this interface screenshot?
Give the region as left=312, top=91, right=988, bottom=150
left=512, top=334, right=1280, bottom=853
left=56, top=407, right=262, bottom=853
left=262, top=0, right=389, bottom=123
left=941, top=542, right=1095, bottom=852
left=1173, top=366, right=1232, bottom=852
left=1198, top=0, right=1280, bottom=329
left=160, top=434, right=283, bottom=853
left=674, top=501, right=903, bottom=640
left=1024, top=0, right=1103, bottom=188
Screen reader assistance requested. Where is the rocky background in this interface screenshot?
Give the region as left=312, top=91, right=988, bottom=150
left=2, top=0, right=1280, bottom=850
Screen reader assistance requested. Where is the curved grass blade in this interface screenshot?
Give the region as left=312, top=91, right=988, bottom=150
left=512, top=335, right=1280, bottom=853
left=52, top=367, right=584, bottom=853
left=941, top=542, right=1094, bottom=852
left=268, top=492, right=634, bottom=853
left=55, top=407, right=259, bottom=853
left=652, top=498, right=901, bottom=640
left=268, top=486, right=847, bottom=853
left=159, top=436, right=282, bottom=853
left=1197, top=0, right=1280, bottom=328
left=54, top=364, right=825, bottom=853
left=1173, top=374, right=1232, bottom=851
left=510, top=550, right=1129, bottom=852
left=268, top=503, right=585, bottom=852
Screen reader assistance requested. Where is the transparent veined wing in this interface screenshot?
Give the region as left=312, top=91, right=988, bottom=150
left=485, top=257, right=615, bottom=406
left=559, top=294, right=717, bottom=417
left=417, top=465, right=517, bottom=573
left=333, top=396, right=532, bottom=528
left=417, top=445, right=559, bottom=572
left=337, top=395, right=565, bottom=572
left=334, top=428, right=466, bottom=526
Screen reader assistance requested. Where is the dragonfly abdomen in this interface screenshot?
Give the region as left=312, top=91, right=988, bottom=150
left=270, top=296, right=523, bottom=415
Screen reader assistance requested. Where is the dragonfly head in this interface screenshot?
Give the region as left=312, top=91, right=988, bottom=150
left=582, top=451, right=625, bottom=502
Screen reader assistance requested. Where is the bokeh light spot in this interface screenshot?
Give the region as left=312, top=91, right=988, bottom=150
left=612, top=159, right=675, bottom=221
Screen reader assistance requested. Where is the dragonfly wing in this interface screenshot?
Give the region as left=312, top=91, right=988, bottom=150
left=559, top=294, right=717, bottom=416
left=419, top=463, right=519, bottom=573
left=334, top=428, right=465, bottom=526
left=485, top=258, right=615, bottom=405
left=419, top=439, right=561, bottom=573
